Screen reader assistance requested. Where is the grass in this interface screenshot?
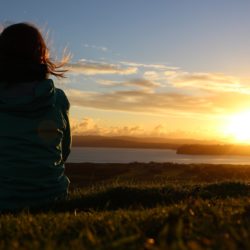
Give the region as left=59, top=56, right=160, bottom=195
left=1, top=162, right=250, bottom=249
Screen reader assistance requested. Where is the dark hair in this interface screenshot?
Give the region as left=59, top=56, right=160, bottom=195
left=0, top=22, right=67, bottom=83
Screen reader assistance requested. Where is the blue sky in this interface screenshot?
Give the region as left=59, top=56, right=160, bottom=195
left=2, top=0, right=250, bottom=141
left=3, top=0, right=250, bottom=73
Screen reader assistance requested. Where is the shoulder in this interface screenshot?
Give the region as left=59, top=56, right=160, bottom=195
left=55, top=88, right=70, bottom=111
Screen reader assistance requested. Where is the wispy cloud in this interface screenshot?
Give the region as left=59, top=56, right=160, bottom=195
left=120, top=61, right=178, bottom=70
left=82, top=43, right=108, bottom=52
left=64, top=59, right=250, bottom=119
left=66, top=59, right=137, bottom=75
left=144, top=71, right=164, bottom=81
left=66, top=88, right=250, bottom=116
left=124, top=79, right=161, bottom=89
left=97, top=78, right=161, bottom=90
left=118, top=61, right=249, bottom=93
left=95, top=79, right=121, bottom=86
left=165, top=71, right=249, bottom=93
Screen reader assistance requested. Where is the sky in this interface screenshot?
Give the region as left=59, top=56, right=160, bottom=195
left=2, top=0, right=250, bottom=142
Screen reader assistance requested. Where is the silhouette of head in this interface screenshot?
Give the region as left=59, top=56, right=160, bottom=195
left=0, top=22, right=66, bottom=83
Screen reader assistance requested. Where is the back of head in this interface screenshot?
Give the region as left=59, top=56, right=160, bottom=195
left=0, top=23, right=46, bottom=64
left=0, top=23, right=66, bottom=84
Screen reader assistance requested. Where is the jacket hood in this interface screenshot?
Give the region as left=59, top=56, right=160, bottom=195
left=0, top=79, right=56, bottom=116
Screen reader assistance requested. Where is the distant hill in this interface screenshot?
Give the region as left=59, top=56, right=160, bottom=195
left=72, top=135, right=219, bottom=149
left=177, top=144, right=250, bottom=156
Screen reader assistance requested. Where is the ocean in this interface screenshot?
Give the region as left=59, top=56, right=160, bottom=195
left=67, top=147, right=250, bottom=165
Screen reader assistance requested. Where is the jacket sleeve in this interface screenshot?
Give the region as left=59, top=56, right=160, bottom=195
left=59, top=90, right=71, bottom=162
left=62, top=106, right=71, bottom=162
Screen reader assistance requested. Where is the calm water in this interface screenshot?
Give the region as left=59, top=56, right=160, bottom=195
left=67, top=147, right=250, bottom=164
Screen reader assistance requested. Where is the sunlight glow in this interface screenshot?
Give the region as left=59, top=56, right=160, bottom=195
left=225, top=111, right=250, bottom=143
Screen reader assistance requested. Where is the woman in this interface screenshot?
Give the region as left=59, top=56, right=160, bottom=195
left=0, top=22, right=71, bottom=211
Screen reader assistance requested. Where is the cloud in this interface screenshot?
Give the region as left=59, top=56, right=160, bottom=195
left=107, top=125, right=145, bottom=136
left=71, top=117, right=102, bottom=135
left=83, top=44, right=108, bottom=52
left=65, top=59, right=248, bottom=94
left=63, top=58, right=250, bottom=119
left=125, top=79, right=161, bottom=89
left=144, top=71, right=162, bottom=81
left=96, top=79, right=120, bottom=86
left=66, top=87, right=250, bottom=116
left=66, top=59, right=137, bottom=75
left=97, top=78, right=161, bottom=90
left=120, top=61, right=178, bottom=70
left=117, top=60, right=248, bottom=94
left=165, top=71, right=247, bottom=93
left=164, top=71, right=178, bottom=77
left=70, top=117, right=146, bottom=136
left=70, top=117, right=215, bottom=139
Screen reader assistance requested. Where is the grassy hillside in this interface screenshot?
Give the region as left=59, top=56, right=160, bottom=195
left=65, top=162, right=250, bottom=188
left=1, top=163, right=250, bottom=249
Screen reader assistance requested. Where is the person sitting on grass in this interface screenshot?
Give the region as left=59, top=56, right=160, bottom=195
left=0, top=22, right=71, bottom=212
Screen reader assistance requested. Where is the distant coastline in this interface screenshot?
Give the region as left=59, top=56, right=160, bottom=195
left=71, top=136, right=250, bottom=156
left=72, top=135, right=218, bottom=150
left=176, top=144, right=250, bottom=156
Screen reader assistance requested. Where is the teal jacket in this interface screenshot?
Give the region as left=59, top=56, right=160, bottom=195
left=0, top=79, right=71, bottom=211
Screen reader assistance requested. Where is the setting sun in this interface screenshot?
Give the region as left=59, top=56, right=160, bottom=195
left=225, top=111, right=250, bottom=143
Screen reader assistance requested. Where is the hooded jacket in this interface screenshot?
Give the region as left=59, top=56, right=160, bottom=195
left=0, top=79, right=71, bottom=211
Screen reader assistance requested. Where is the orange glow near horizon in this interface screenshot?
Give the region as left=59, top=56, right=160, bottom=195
left=224, top=111, right=250, bottom=143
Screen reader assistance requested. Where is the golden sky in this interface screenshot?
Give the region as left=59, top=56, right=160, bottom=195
left=3, top=1, right=250, bottom=143
left=56, top=60, right=250, bottom=143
